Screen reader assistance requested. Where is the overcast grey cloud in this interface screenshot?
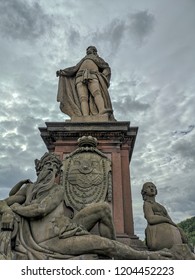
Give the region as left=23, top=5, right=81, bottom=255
left=127, top=10, right=155, bottom=44
left=0, top=0, right=53, bottom=40
left=0, top=0, right=195, bottom=241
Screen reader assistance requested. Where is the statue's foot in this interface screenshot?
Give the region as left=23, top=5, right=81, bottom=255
left=148, top=249, right=173, bottom=260
left=99, top=108, right=112, bottom=115
left=171, top=244, right=195, bottom=260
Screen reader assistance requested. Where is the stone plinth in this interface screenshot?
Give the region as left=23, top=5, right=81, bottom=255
left=39, top=121, right=139, bottom=243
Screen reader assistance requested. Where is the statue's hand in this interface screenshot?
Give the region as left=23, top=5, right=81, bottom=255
left=10, top=203, right=21, bottom=212
left=56, top=70, right=62, bottom=77
left=1, top=211, right=14, bottom=231
left=13, top=179, right=32, bottom=186
left=56, top=69, right=65, bottom=77
left=23, top=179, right=32, bottom=184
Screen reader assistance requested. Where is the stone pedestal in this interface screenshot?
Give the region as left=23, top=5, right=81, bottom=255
left=39, top=121, right=139, bottom=244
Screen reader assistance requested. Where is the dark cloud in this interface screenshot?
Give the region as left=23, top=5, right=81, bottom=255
left=113, top=95, right=150, bottom=115
left=53, top=8, right=155, bottom=66
left=161, top=183, right=195, bottom=217
left=91, top=19, right=126, bottom=56
left=0, top=122, right=44, bottom=156
left=127, top=10, right=155, bottom=44
left=68, top=27, right=81, bottom=46
left=90, top=10, right=155, bottom=56
left=105, top=20, right=126, bottom=53
left=0, top=0, right=194, bottom=241
left=113, top=79, right=137, bottom=92
left=171, top=137, right=195, bottom=162
left=0, top=81, right=57, bottom=123
left=172, top=125, right=195, bottom=136
left=0, top=0, right=53, bottom=40
left=0, top=119, right=47, bottom=197
left=0, top=162, right=36, bottom=196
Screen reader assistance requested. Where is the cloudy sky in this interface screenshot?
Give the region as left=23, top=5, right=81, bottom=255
left=0, top=0, right=195, bottom=240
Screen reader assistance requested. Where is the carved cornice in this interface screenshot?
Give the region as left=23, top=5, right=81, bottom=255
left=39, top=121, right=138, bottom=160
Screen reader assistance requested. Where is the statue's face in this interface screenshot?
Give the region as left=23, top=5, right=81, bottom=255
left=87, top=47, right=97, bottom=55
left=36, top=160, right=60, bottom=177
left=144, top=183, right=157, bottom=196
left=35, top=154, right=62, bottom=177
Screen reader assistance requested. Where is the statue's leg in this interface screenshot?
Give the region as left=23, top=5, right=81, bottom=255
left=39, top=235, right=114, bottom=256
left=73, top=202, right=116, bottom=240
left=88, top=80, right=106, bottom=114
left=76, top=82, right=89, bottom=116
left=39, top=234, right=170, bottom=260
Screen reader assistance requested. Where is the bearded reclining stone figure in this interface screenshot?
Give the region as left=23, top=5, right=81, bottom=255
left=0, top=153, right=173, bottom=260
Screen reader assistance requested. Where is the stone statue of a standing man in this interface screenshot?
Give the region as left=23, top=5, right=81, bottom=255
left=56, top=46, right=115, bottom=121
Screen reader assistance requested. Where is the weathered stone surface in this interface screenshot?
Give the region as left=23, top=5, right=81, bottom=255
left=63, top=136, right=112, bottom=212
left=170, top=244, right=195, bottom=260
left=0, top=153, right=174, bottom=260
left=141, top=182, right=195, bottom=259
left=56, top=46, right=115, bottom=121
left=39, top=122, right=139, bottom=243
left=71, top=114, right=111, bottom=122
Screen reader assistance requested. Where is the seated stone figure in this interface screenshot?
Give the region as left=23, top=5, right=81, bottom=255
left=141, top=182, right=195, bottom=259
left=0, top=153, right=172, bottom=260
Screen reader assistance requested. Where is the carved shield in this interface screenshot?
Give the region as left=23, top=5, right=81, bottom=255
left=63, top=149, right=112, bottom=212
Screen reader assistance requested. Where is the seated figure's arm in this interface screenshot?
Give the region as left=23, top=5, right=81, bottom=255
left=11, top=185, right=64, bottom=218
left=6, top=186, right=27, bottom=206
left=9, top=179, right=32, bottom=196
left=0, top=184, right=28, bottom=230
left=0, top=200, right=15, bottom=231
left=1, top=180, right=29, bottom=209
left=144, top=202, right=174, bottom=225
left=164, top=211, right=177, bottom=226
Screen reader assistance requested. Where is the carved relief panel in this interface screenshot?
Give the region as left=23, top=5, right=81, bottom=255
left=62, top=136, right=112, bottom=213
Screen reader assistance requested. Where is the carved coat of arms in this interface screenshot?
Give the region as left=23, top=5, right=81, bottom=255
left=62, top=136, right=112, bottom=212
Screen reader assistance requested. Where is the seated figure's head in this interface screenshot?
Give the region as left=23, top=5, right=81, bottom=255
left=141, top=182, right=157, bottom=201
left=35, top=153, right=62, bottom=177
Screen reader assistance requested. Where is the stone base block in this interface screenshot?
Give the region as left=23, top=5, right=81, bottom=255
left=69, top=113, right=113, bottom=122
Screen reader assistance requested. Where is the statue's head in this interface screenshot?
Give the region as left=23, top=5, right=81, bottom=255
left=86, top=46, right=97, bottom=55
left=35, top=153, right=62, bottom=177
left=141, top=182, right=157, bottom=200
